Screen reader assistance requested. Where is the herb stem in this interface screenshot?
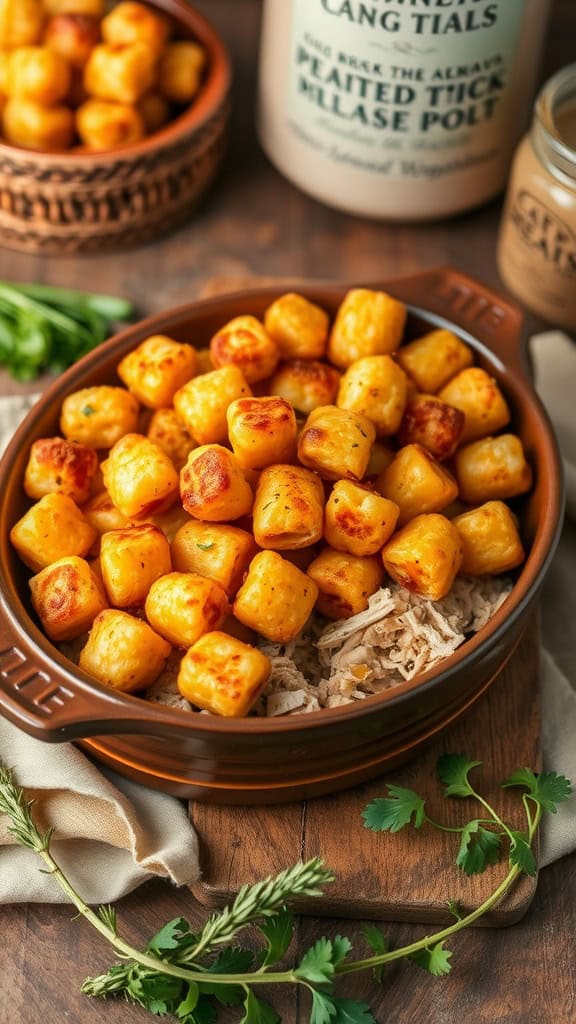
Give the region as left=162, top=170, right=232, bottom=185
left=423, top=815, right=498, bottom=834
left=337, top=804, right=541, bottom=977
left=472, top=793, right=518, bottom=847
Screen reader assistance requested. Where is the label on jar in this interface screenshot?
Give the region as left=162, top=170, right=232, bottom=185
left=288, top=0, right=525, bottom=181
left=507, top=190, right=576, bottom=277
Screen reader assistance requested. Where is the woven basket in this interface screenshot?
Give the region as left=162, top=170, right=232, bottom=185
left=0, top=1, right=231, bottom=255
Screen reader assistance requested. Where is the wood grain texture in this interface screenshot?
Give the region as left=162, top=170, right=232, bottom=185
left=191, top=621, right=539, bottom=925
left=0, top=2, right=574, bottom=1022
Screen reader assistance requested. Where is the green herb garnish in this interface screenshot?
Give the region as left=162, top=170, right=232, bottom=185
left=0, top=281, right=133, bottom=380
left=0, top=756, right=570, bottom=1023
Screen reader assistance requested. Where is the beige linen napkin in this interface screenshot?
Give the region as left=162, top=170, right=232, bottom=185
left=0, top=326, right=574, bottom=901
left=531, top=331, right=576, bottom=865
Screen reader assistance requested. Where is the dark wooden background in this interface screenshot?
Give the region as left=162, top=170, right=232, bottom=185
left=1, top=1, right=576, bottom=1021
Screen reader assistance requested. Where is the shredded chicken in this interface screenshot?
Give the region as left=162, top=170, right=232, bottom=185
left=255, top=576, right=512, bottom=716
left=144, top=577, right=511, bottom=718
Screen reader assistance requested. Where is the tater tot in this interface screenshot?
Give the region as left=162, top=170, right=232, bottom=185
left=79, top=609, right=171, bottom=692
left=171, top=520, right=257, bottom=596
left=0, top=0, right=44, bottom=49
left=398, top=394, right=465, bottom=461
left=328, top=289, right=407, bottom=368
left=101, top=2, right=171, bottom=55
left=453, top=501, right=525, bottom=576
left=145, top=572, right=229, bottom=647
left=29, top=555, right=107, bottom=642
left=8, top=47, right=72, bottom=106
left=101, top=433, right=179, bottom=519
left=337, top=355, right=408, bottom=436
left=77, top=98, right=145, bottom=150
left=24, top=437, right=98, bottom=504
left=158, top=40, right=205, bottom=104
left=180, top=444, right=253, bottom=522
left=454, top=434, right=533, bottom=504
left=118, top=335, right=197, bottom=410
left=269, top=359, right=340, bottom=414
left=3, top=97, right=74, bottom=150
left=377, top=443, right=458, bottom=525
left=264, top=293, right=329, bottom=360
left=178, top=631, right=270, bottom=718
left=324, top=480, right=399, bottom=557
left=227, top=396, right=298, bottom=471
left=44, top=13, right=100, bottom=68
left=397, top=329, right=473, bottom=394
left=83, top=490, right=131, bottom=535
left=100, top=524, right=171, bottom=607
left=174, top=365, right=252, bottom=446
left=382, top=513, right=463, bottom=600
left=233, top=550, right=318, bottom=643
left=298, top=405, right=375, bottom=481
left=307, top=546, right=384, bottom=619
left=60, top=386, right=140, bottom=448
left=84, top=42, right=157, bottom=105
left=438, top=367, right=511, bottom=443
left=10, top=493, right=97, bottom=572
left=252, top=464, right=324, bottom=550
left=147, top=408, right=195, bottom=471
left=210, top=316, right=279, bottom=384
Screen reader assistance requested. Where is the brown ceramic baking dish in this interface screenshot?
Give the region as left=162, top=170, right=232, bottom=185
left=0, top=268, right=563, bottom=803
left=0, top=0, right=231, bottom=254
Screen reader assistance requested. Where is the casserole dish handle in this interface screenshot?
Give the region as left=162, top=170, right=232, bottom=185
left=387, top=266, right=528, bottom=376
left=0, top=606, right=194, bottom=740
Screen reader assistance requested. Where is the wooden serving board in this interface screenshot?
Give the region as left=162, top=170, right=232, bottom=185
left=190, top=618, right=540, bottom=927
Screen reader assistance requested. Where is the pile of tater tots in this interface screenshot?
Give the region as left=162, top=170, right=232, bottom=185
left=10, top=289, right=532, bottom=717
left=0, top=0, right=205, bottom=151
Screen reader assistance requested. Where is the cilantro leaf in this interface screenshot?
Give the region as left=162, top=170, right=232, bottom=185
left=296, top=935, right=352, bottom=985
left=311, top=992, right=376, bottom=1024
left=176, top=983, right=199, bottom=1019
left=241, top=989, right=281, bottom=1024
left=146, top=917, right=193, bottom=955
left=509, top=831, right=537, bottom=876
left=361, top=923, right=388, bottom=982
left=332, top=935, right=353, bottom=967
left=188, top=997, right=217, bottom=1024
left=207, top=947, right=254, bottom=974
left=502, top=769, right=572, bottom=813
left=311, top=989, right=337, bottom=1024
left=198, top=947, right=253, bottom=1006
left=296, top=937, right=337, bottom=984
left=331, top=999, right=377, bottom=1023
left=362, top=786, right=426, bottom=833
left=130, top=970, right=183, bottom=1012
left=455, top=821, right=502, bottom=876
left=257, top=909, right=294, bottom=966
left=409, top=941, right=453, bottom=976
left=437, top=754, right=482, bottom=797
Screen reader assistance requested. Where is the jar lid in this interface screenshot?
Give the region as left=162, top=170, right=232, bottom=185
left=532, top=63, right=576, bottom=184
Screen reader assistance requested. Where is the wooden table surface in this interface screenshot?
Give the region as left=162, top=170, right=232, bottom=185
left=1, top=2, right=576, bottom=1022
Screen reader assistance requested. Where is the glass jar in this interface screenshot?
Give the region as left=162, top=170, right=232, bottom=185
left=257, top=0, right=551, bottom=221
left=498, top=64, right=576, bottom=330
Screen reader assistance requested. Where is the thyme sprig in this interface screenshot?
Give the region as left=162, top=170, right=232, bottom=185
left=0, top=757, right=570, bottom=1024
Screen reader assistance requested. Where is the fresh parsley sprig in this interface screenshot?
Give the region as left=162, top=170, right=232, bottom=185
left=0, top=281, right=133, bottom=380
left=0, top=757, right=571, bottom=1024
left=362, top=753, right=571, bottom=878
